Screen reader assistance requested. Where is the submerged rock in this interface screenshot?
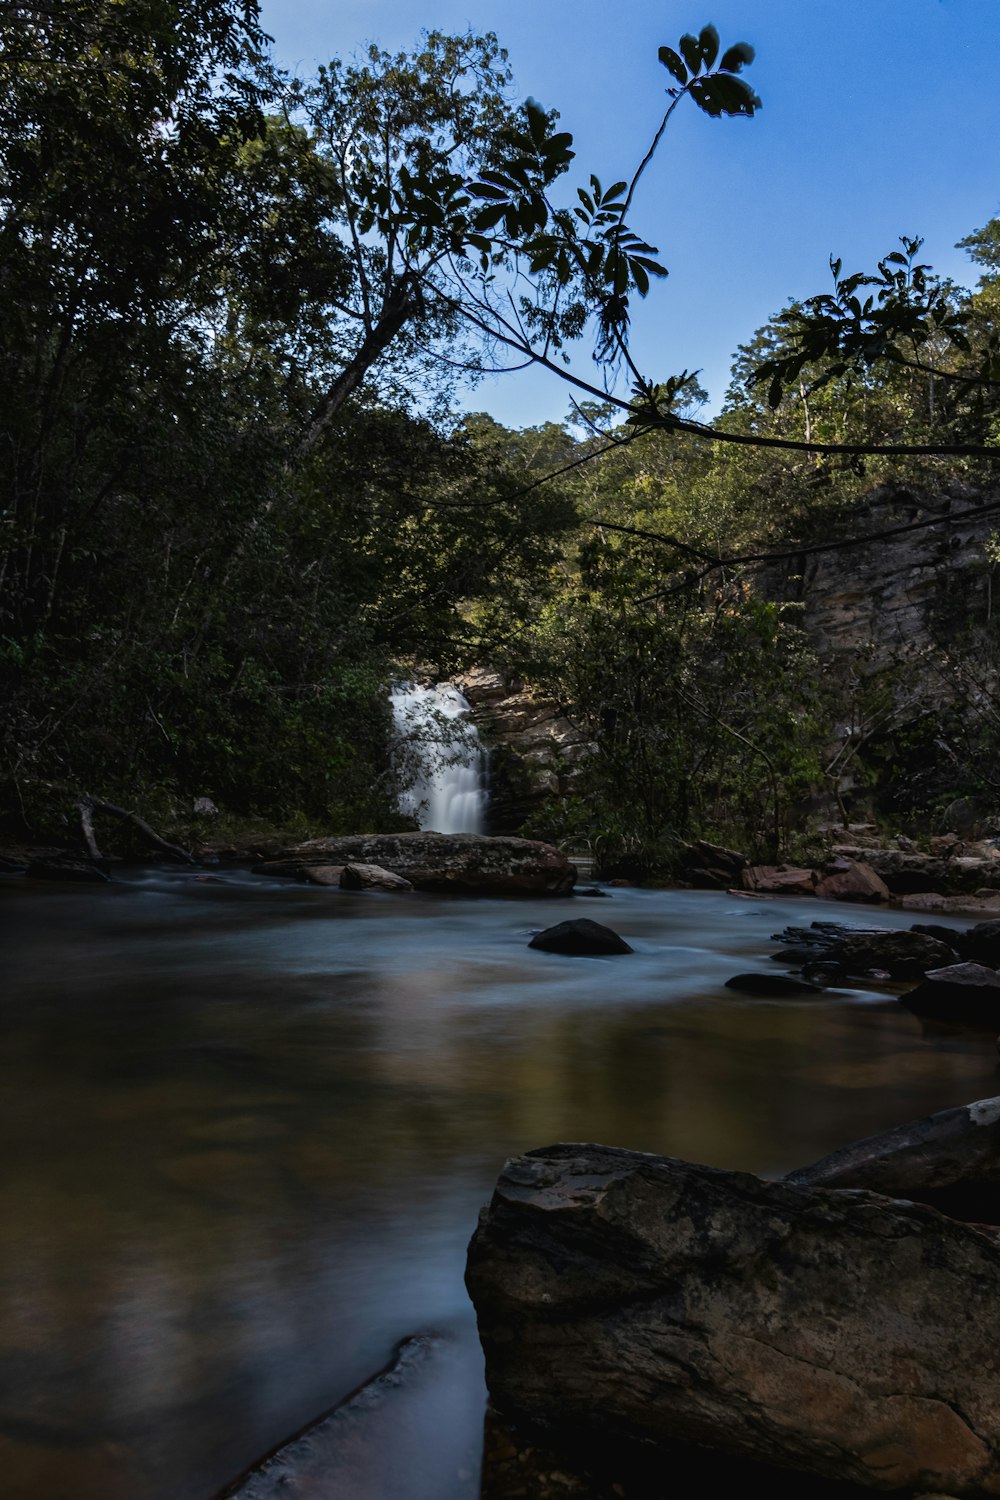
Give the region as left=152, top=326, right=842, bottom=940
left=724, top=972, right=823, bottom=996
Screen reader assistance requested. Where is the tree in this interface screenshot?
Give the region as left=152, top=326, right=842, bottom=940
left=289, top=23, right=760, bottom=453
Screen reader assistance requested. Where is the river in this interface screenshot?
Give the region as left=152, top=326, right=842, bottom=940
left=1, top=869, right=996, bottom=1499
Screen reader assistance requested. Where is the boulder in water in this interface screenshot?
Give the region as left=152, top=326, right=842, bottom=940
left=529, top=919, right=632, bottom=955
left=466, top=1140, right=1000, bottom=1497
left=903, top=961, right=1000, bottom=1026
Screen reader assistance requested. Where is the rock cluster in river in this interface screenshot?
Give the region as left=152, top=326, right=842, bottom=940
left=682, top=833, right=1000, bottom=907
left=256, top=832, right=577, bottom=896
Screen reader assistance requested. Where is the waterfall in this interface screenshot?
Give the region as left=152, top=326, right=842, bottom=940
left=389, top=680, right=489, bottom=834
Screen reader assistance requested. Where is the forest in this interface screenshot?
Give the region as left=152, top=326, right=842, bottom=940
left=5, top=0, right=1000, bottom=874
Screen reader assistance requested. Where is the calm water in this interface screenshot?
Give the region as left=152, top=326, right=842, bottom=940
left=1, top=871, right=996, bottom=1500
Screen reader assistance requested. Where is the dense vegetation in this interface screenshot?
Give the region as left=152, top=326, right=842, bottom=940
left=3, top=0, right=1000, bottom=867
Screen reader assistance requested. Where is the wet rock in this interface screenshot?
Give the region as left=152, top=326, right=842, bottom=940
left=724, top=973, right=824, bottom=996
left=529, top=919, right=633, bottom=956
left=903, top=962, right=1000, bottom=1027
left=340, top=863, right=413, bottom=892
left=828, top=929, right=957, bottom=980
left=466, top=1142, right=1000, bottom=1497
left=786, top=1095, right=1000, bottom=1224
left=958, top=920, right=1000, bottom=966
left=216, top=1334, right=480, bottom=1500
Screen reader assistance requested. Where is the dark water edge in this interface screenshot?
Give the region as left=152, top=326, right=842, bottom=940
left=1, top=869, right=996, bottom=1500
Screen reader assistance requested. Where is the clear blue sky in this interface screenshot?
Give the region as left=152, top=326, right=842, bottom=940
left=259, top=0, right=1000, bottom=429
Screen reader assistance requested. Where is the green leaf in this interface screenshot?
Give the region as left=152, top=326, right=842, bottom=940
left=631, top=261, right=650, bottom=296
left=698, top=24, right=719, bottom=69
left=678, top=33, right=702, bottom=75
left=688, top=73, right=761, bottom=117
left=657, top=46, right=688, bottom=84
left=720, top=41, right=755, bottom=72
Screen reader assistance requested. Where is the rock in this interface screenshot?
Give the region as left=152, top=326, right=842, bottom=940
left=529, top=919, right=633, bottom=956
left=193, top=796, right=218, bottom=816
left=340, top=863, right=413, bottom=891
left=273, top=833, right=576, bottom=896
left=25, top=855, right=110, bottom=883
left=828, top=929, right=957, bottom=980
left=903, top=962, right=1000, bottom=1027
left=724, top=972, right=824, bottom=996
left=679, top=840, right=747, bottom=890
left=958, top=920, right=1000, bottom=966
left=814, top=859, right=889, bottom=904
left=786, top=1095, right=1000, bottom=1224
left=574, top=886, right=610, bottom=898
left=466, top=1142, right=1000, bottom=1497
left=740, top=865, right=817, bottom=895
left=299, top=864, right=346, bottom=886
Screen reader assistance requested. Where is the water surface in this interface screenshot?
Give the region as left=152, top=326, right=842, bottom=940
left=1, top=872, right=995, bottom=1499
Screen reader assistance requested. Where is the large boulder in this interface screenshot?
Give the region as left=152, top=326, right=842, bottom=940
left=813, top=860, right=889, bottom=904
left=740, top=865, right=816, bottom=895
left=786, top=1094, right=1000, bottom=1223
left=265, top=833, right=576, bottom=896
left=466, top=1142, right=1000, bottom=1497
left=902, top=961, right=1000, bottom=1026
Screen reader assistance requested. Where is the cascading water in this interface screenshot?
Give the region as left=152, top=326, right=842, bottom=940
left=389, top=680, right=489, bottom=834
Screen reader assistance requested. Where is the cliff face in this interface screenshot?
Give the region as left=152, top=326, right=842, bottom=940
left=759, top=483, right=1000, bottom=682
left=457, top=668, right=592, bottom=833
left=756, top=482, right=1000, bottom=825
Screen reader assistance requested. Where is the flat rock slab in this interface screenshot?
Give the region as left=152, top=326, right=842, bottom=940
left=340, top=863, right=413, bottom=891
left=214, top=1335, right=480, bottom=1500
left=529, top=919, right=633, bottom=955
left=466, top=1143, right=1000, bottom=1496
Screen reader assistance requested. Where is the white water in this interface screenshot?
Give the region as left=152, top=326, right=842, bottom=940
left=389, top=680, right=489, bottom=834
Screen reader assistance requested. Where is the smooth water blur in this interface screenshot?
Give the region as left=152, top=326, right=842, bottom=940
left=1, top=872, right=997, bottom=1500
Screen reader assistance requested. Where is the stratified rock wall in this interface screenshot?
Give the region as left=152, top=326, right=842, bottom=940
left=458, top=668, right=593, bottom=831
left=760, top=483, right=999, bottom=685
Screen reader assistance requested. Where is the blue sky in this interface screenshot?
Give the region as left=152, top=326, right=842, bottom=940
left=259, top=0, right=1000, bottom=429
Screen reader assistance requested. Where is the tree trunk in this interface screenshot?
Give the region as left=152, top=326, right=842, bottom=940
left=296, top=276, right=421, bottom=459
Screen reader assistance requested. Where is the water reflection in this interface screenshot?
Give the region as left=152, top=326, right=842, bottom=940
left=1, top=875, right=996, bottom=1498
